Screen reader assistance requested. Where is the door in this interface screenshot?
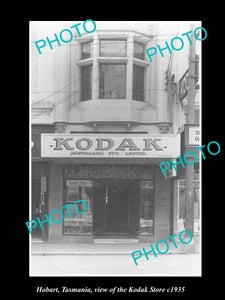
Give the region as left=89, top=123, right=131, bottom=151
left=93, top=182, right=106, bottom=233
left=107, top=184, right=128, bottom=232
left=127, top=181, right=140, bottom=234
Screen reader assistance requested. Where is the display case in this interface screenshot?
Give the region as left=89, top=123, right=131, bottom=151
left=63, top=180, right=93, bottom=234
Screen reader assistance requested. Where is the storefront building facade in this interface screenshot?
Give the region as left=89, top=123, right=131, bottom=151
left=38, top=133, right=180, bottom=242
left=31, top=23, right=200, bottom=245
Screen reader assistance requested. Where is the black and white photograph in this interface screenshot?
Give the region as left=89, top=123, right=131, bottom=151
left=29, top=20, right=203, bottom=279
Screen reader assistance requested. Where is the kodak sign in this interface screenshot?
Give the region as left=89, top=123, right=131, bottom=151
left=41, top=134, right=180, bottom=158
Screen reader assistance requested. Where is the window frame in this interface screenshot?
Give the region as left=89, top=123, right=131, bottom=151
left=80, top=64, right=93, bottom=101
left=99, top=63, right=127, bottom=99
left=133, top=64, right=145, bottom=102
left=133, top=42, right=145, bottom=60
left=81, top=41, right=93, bottom=60
left=99, top=39, right=127, bottom=57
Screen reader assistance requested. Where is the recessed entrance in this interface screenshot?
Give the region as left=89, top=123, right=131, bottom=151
left=64, top=165, right=154, bottom=241
left=93, top=180, right=139, bottom=240
left=106, top=183, right=128, bottom=233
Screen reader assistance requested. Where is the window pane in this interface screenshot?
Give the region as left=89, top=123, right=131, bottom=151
left=100, top=40, right=126, bottom=57
left=133, top=65, right=144, bottom=101
left=134, top=42, right=144, bottom=60
left=64, top=180, right=93, bottom=235
left=81, top=42, right=92, bottom=59
left=99, top=64, right=126, bottom=99
left=81, top=65, right=92, bottom=101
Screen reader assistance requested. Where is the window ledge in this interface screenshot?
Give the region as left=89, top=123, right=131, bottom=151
left=97, top=57, right=128, bottom=63
left=133, top=58, right=150, bottom=67
left=77, top=58, right=93, bottom=66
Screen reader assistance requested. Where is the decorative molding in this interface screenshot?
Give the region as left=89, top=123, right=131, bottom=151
left=157, top=122, right=172, bottom=134
left=126, top=122, right=131, bottom=131
left=54, top=123, right=67, bottom=133
left=92, top=123, right=97, bottom=131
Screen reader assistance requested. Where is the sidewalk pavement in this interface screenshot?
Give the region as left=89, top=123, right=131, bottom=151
left=30, top=241, right=201, bottom=276
left=31, top=240, right=199, bottom=256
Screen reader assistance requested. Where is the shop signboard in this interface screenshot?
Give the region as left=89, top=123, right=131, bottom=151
left=188, top=126, right=200, bottom=145
left=185, top=125, right=200, bottom=146
left=41, top=134, right=180, bottom=158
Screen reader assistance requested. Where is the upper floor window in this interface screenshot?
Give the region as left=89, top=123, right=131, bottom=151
left=100, top=39, right=126, bottom=57
left=81, top=41, right=93, bottom=59
left=81, top=65, right=92, bottom=101
left=133, top=65, right=144, bottom=101
left=134, top=42, right=145, bottom=60
left=99, top=64, right=126, bottom=99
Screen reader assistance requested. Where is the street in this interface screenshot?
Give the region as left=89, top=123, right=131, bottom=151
left=30, top=253, right=201, bottom=276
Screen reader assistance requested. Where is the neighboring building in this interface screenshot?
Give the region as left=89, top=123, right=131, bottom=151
left=31, top=21, right=200, bottom=248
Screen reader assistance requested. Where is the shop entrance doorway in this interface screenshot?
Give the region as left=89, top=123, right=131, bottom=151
left=93, top=180, right=139, bottom=238
left=106, top=183, right=128, bottom=232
